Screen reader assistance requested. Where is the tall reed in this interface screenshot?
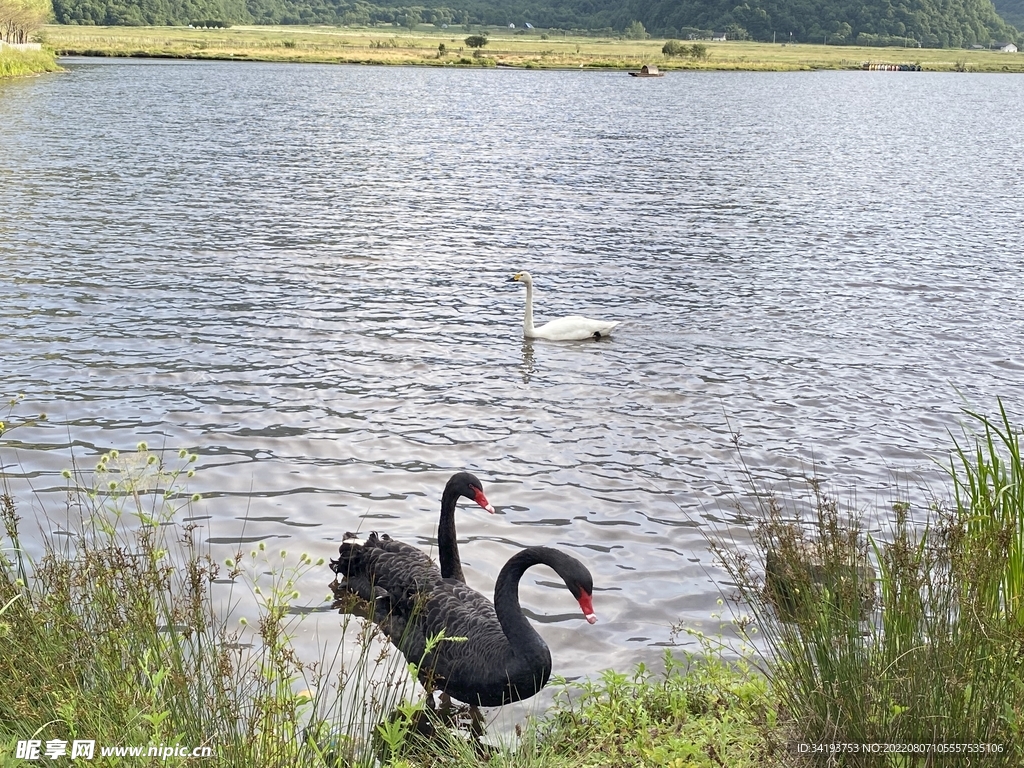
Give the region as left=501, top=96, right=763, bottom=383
left=0, top=406, right=434, bottom=766
left=711, top=404, right=1024, bottom=766
left=949, top=401, right=1024, bottom=628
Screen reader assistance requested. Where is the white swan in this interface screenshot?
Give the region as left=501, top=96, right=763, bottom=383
left=508, top=271, right=620, bottom=341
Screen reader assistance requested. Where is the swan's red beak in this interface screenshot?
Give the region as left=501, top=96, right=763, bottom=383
left=578, top=591, right=598, bottom=624
left=472, top=488, right=495, bottom=514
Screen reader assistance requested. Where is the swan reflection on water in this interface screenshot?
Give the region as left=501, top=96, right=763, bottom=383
left=520, top=338, right=535, bottom=383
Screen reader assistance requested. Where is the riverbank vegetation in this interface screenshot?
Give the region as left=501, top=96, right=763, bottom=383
left=712, top=402, right=1024, bottom=765
left=0, top=44, right=59, bottom=76
left=40, top=24, right=1024, bottom=72
left=2, top=398, right=1022, bottom=766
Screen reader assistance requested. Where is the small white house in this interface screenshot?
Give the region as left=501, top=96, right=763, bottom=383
left=1000, top=42, right=1018, bottom=53
left=712, top=33, right=727, bottom=41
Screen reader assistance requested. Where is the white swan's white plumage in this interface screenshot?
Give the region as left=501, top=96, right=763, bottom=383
left=508, top=271, right=620, bottom=341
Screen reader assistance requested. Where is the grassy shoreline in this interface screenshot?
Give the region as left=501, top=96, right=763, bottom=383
left=3, top=398, right=1023, bottom=766
left=0, top=407, right=775, bottom=767
left=0, top=47, right=61, bottom=78
left=2, top=397, right=1024, bottom=768
left=39, top=24, right=1024, bottom=73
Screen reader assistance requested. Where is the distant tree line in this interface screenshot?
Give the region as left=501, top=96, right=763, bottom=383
left=49, top=0, right=1021, bottom=48
left=635, top=0, right=1019, bottom=47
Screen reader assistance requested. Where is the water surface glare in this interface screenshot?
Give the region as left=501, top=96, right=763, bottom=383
left=3, top=59, right=1024, bottom=714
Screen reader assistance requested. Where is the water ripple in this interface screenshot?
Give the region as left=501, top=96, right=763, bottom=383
left=2, top=61, right=1024, bottom=696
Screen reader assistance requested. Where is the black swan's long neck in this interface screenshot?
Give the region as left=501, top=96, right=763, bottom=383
left=438, top=484, right=464, bottom=582
left=492, top=547, right=585, bottom=664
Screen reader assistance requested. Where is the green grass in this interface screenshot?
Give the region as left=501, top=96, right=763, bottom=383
left=37, top=24, right=1024, bottom=72
left=0, top=47, right=61, bottom=78
left=535, top=644, right=777, bottom=767
left=711, top=401, right=1024, bottom=766
left=950, top=401, right=1024, bottom=626
left=0, top=402, right=344, bottom=766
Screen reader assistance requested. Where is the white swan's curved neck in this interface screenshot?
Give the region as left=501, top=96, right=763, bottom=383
left=523, top=281, right=535, bottom=335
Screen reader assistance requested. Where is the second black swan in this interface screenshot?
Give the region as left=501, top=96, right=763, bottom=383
left=435, top=471, right=493, bottom=583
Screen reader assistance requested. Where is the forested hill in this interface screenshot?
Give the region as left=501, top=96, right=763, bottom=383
left=51, top=0, right=1021, bottom=48
left=994, top=0, right=1024, bottom=28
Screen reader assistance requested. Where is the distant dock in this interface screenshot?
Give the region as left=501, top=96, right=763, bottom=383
left=862, top=62, right=922, bottom=71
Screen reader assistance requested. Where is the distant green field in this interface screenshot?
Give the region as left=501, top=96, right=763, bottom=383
left=39, top=24, right=1024, bottom=73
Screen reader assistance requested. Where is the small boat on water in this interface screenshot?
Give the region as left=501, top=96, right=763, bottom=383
left=629, top=64, right=664, bottom=77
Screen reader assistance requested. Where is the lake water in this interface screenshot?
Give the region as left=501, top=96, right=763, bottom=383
left=2, top=58, right=1024, bottom=722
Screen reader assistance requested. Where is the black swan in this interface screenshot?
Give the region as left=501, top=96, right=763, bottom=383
left=330, top=533, right=597, bottom=707
left=435, top=472, right=494, bottom=583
